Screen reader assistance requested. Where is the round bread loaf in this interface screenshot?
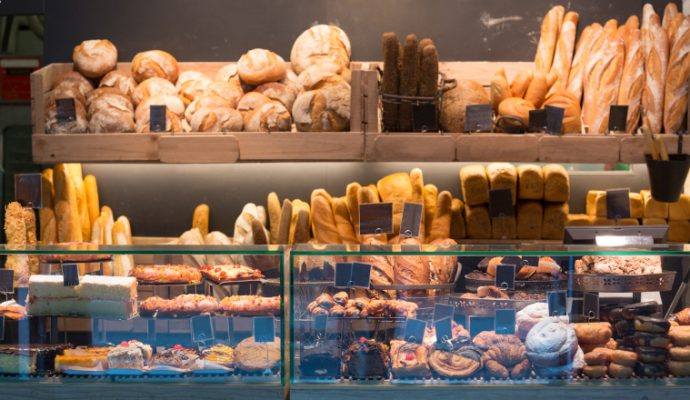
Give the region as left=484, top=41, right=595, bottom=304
left=205, top=80, right=243, bottom=109
left=134, top=94, right=185, bottom=123
left=131, top=50, right=179, bottom=83
left=135, top=107, right=184, bottom=133
left=46, top=81, right=87, bottom=107
left=296, top=63, right=350, bottom=91
left=176, top=71, right=209, bottom=90
left=237, top=92, right=273, bottom=114
left=45, top=98, right=88, bottom=133
left=543, top=90, right=582, bottom=133
left=185, top=94, right=232, bottom=122
left=190, top=106, right=243, bottom=132
left=243, top=101, right=292, bottom=132
left=498, top=97, right=535, bottom=129
left=290, top=25, right=351, bottom=74
left=179, top=78, right=212, bottom=106
left=54, top=71, right=93, bottom=98
left=131, top=77, right=177, bottom=106
left=238, top=49, right=287, bottom=86
left=89, top=108, right=135, bottom=133
left=440, top=79, right=490, bottom=132
left=73, top=39, right=117, bottom=78
left=255, top=82, right=298, bottom=110
left=525, top=319, right=579, bottom=367
left=99, top=70, right=137, bottom=99
left=86, top=89, right=133, bottom=118
left=292, top=85, right=350, bottom=132
left=215, top=64, right=238, bottom=82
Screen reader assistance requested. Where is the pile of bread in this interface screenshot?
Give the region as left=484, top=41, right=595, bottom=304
left=380, top=33, right=439, bottom=131
left=45, top=24, right=351, bottom=134
left=567, top=189, right=690, bottom=242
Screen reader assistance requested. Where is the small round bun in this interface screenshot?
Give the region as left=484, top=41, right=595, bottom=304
left=131, top=50, right=179, bottom=83
left=73, top=39, right=118, bottom=78
left=237, top=48, right=287, bottom=86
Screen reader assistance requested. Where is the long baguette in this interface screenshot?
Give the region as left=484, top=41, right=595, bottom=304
left=54, top=164, right=82, bottom=243
left=642, top=15, right=669, bottom=133
left=567, top=23, right=603, bottom=103
left=549, top=11, right=579, bottom=95
left=663, top=17, right=690, bottom=134
left=534, top=6, right=565, bottom=76
left=618, top=28, right=645, bottom=133
left=381, top=32, right=401, bottom=132
left=668, top=13, right=685, bottom=47
left=663, top=2, right=679, bottom=31
left=583, top=31, right=625, bottom=133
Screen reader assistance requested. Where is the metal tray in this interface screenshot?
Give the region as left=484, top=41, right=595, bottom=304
left=447, top=295, right=541, bottom=316
left=571, top=272, right=676, bottom=292
left=465, top=276, right=567, bottom=293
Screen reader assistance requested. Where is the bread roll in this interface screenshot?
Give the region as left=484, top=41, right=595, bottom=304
left=332, top=197, right=357, bottom=244
left=99, top=70, right=137, bottom=99
left=642, top=15, right=669, bottom=133
left=237, top=92, right=272, bottom=114
left=244, top=101, right=291, bottom=132
left=424, top=184, right=438, bottom=236
left=398, top=34, right=419, bottom=131
left=510, top=70, right=533, bottom=98
left=382, top=32, right=401, bottom=131
left=276, top=199, right=293, bottom=244
left=185, top=94, right=232, bottom=122
left=524, top=72, right=548, bottom=108
left=663, top=17, right=690, bottom=134
left=460, top=165, right=489, bottom=206
left=491, top=68, right=511, bottom=113
left=293, top=85, right=350, bottom=131
left=290, top=25, right=351, bottom=74
left=131, top=50, right=179, bottom=83
left=567, top=214, right=592, bottom=226
left=542, top=202, right=569, bottom=240
left=4, top=202, right=29, bottom=285
left=465, top=205, right=491, bottom=239
left=669, top=220, right=690, bottom=242
left=83, top=175, right=99, bottom=232
left=192, top=204, right=209, bottom=237
left=377, top=172, right=413, bottom=235
left=190, top=105, right=243, bottom=132
left=311, top=196, right=341, bottom=244
left=45, top=98, right=88, bottom=134
left=549, top=12, right=579, bottom=94
left=205, top=80, right=243, bottom=109
left=73, top=39, right=117, bottom=78
left=517, top=164, right=544, bottom=200
left=487, top=163, right=517, bottom=204
left=178, top=77, right=212, bottom=106
left=238, top=48, right=287, bottom=86
left=543, top=164, right=570, bottom=202
left=618, top=28, right=645, bottom=133
left=53, top=164, right=82, bottom=243
left=498, top=97, right=535, bottom=129
left=428, top=191, right=452, bottom=241
left=670, top=194, right=690, bottom=220
left=440, top=79, right=490, bottom=132
left=54, top=71, right=93, bottom=98
left=567, top=23, right=604, bottom=103
left=131, top=77, right=177, bottom=106
left=87, top=93, right=136, bottom=133
left=517, top=201, right=543, bottom=240
left=534, top=6, right=565, bottom=76
left=641, top=189, right=669, bottom=218
left=450, top=198, right=466, bottom=240
left=543, top=90, right=582, bottom=133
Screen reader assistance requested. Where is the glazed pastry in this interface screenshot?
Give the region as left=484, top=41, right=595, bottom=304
left=676, top=307, right=690, bottom=325
left=633, top=331, right=671, bottom=348
left=234, top=336, right=281, bottom=373
left=622, top=301, right=661, bottom=319
left=636, top=346, right=668, bottom=363
left=668, top=360, right=690, bottom=377
left=429, top=337, right=483, bottom=378
left=479, top=336, right=531, bottom=379
left=151, top=345, right=198, bottom=369
left=572, top=322, right=613, bottom=345
left=670, top=346, right=690, bottom=361
left=583, top=365, right=607, bottom=378
left=584, top=347, right=613, bottom=366
left=634, top=316, right=671, bottom=333
left=635, top=362, right=667, bottom=377
left=516, top=302, right=569, bottom=341
left=525, top=319, right=578, bottom=367
left=390, top=340, right=431, bottom=378
left=343, top=338, right=390, bottom=379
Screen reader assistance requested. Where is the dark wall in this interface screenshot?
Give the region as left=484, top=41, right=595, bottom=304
left=44, top=0, right=680, bottom=63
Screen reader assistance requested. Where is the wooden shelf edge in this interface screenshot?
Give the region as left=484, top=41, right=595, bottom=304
left=367, top=133, right=456, bottom=162
left=32, top=133, right=160, bottom=163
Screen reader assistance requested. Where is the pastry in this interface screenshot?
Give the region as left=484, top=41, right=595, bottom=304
left=139, top=294, right=219, bottom=318
left=0, top=344, right=70, bottom=374
left=516, top=302, right=569, bottom=341
left=577, top=256, right=662, bottom=275
left=73, top=39, right=117, bottom=78
left=200, top=345, right=234, bottom=368
left=107, top=340, right=153, bottom=369
left=670, top=325, right=690, bottom=346
left=584, top=347, right=613, bottom=365
left=477, top=333, right=530, bottom=379
left=534, top=347, right=584, bottom=378
left=633, top=332, right=671, bottom=348
left=635, top=316, right=671, bottom=333
left=234, top=336, right=281, bottom=373
left=361, top=237, right=395, bottom=286
left=300, top=341, right=341, bottom=378
left=668, top=360, right=690, bottom=377
left=429, top=337, right=483, bottom=378
left=635, top=361, right=667, bottom=377
left=151, top=345, right=198, bottom=369
left=608, top=362, right=634, bottom=378
left=131, top=50, right=179, bottom=83
left=670, top=346, right=690, bottom=361
left=55, top=347, right=112, bottom=372
left=219, top=295, right=280, bottom=316
left=636, top=346, right=668, bottom=363
left=131, top=264, right=201, bottom=284
left=583, top=364, right=608, bottom=378
left=238, top=48, right=287, bottom=86
left=572, top=322, right=613, bottom=345
left=390, top=340, right=431, bottom=378
left=199, top=264, right=263, bottom=282
left=525, top=319, right=578, bottom=367
left=343, top=338, right=390, bottom=379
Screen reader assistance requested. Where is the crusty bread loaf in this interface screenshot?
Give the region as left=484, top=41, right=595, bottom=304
left=131, top=77, right=177, bottom=106
left=192, top=204, right=210, bottom=237
left=131, top=50, right=179, bottom=83
left=206, top=80, right=243, bottom=109
left=492, top=216, right=517, bottom=240
left=524, top=72, right=549, bottom=108
left=549, top=11, right=579, bottom=94
left=487, top=163, right=517, bottom=204
left=663, top=17, right=690, bottom=134
left=424, top=184, right=438, bottom=236
left=498, top=97, right=535, bottom=129
left=39, top=207, right=57, bottom=244
left=418, top=43, right=439, bottom=97
left=345, top=182, right=362, bottom=233
left=642, top=15, right=669, bottom=133
left=73, top=39, right=117, bottom=78
left=663, top=2, right=680, bottom=32
left=112, top=217, right=134, bottom=276
left=377, top=172, right=413, bottom=236
left=428, top=191, right=452, bottom=241
left=440, top=79, right=490, bottom=132
left=292, top=85, right=350, bottom=132
left=450, top=198, right=466, bottom=240
left=667, top=13, right=686, bottom=46
left=460, top=165, right=489, bottom=206
left=237, top=48, right=286, bottom=86
left=178, top=76, right=212, bottom=106
left=186, top=94, right=232, bottom=122
left=267, top=192, right=281, bottom=244
left=543, top=90, right=582, bottom=133
left=567, top=23, right=604, bottom=103
left=510, top=70, right=533, bottom=98
left=99, top=70, right=137, bottom=99
left=190, top=105, right=243, bottom=132
left=332, top=197, right=357, bottom=244
left=465, top=205, right=491, bottom=239
left=517, top=201, right=543, bottom=240
left=399, top=34, right=419, bottom=132
left=583, top=29, right=625, bottom=133
left=543, top=164, right=570, bottom=202
left=290, top=25, right=351, bottom=74
left=542, top=202, right=569, bottom=240
left=618, top=28, right=645, bottom=133
left=244, top=101, right=292, bottom=132
left=53, top=164, right=82, bottom=243
left=491, top=68, right=511, bottom=113
left=381, top=32, right=401, bottom=132
left=534, top=6, right=565, bottom=76
left=641, top=189, right=669, bottom=219
left=517, top=164, right=544, bottom=200
left=276, top=199, right=293, bottom=244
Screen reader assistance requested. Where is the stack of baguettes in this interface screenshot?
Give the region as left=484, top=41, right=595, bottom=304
left=501, top=2, right=690, bottom=134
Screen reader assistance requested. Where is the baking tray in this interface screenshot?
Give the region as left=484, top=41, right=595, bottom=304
left=464, top=275, right=567, bottom=293
left=39, top=255, right=113, bottom=264
left=571, top=272, right=676, bottom=292
left=136, top=280, right=202, bottom=287
left=447, top=295, right=541, bottom=316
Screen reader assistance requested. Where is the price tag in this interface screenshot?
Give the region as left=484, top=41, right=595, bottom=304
left=149, top=105, right=167, bottom=132
left=399, top=202, right=423, bottom=238
left=191, top=315, right=214, bottom=344
left=606, top=188, right=631, bottom=220
left=545, top=105, right=564, bottom=134
left=403, top=318, right=427, bottom=344
left=253, top=316, right=276, bottom=343
left=412, top=103, right=438, bottom=132
left=0, top=269, right=14, bottom=293
left=547, top=291, right=568, bottom=317
left=16, top=287, right=28, bottom=306
left=489, top=188, right=514, bottom=218
left=314, top=314, right=328, bottom=336
left=529, top=109, right=547, bottom=132
left=608, top=105, right=628, bottom=132
left=56, top=98, right=76, bottom=123
left=583, top=292, right=600, bottom=321
left=359, top=203, right=393, bottom=235
left=14, top=173, right=42, bottom=209
left=464, top=104, right=493, bottom=133
left=334, top=262, right=353, bottom=288
left=433, top=303, right=455, bottom=322
left=522, top=256, right=540, bottom=267
left=495, top=264, right=516, bottom=290
left=434, top=317, right=453, bottom=343
left=62, top=264, right=79, bottom=287
left=469, top=316, right=494, bottom=337
left=351, top=262, right=372, bottom=289
left=495, top=309, right=516, bottom=335
left=0, top=315, right=4, bottom=341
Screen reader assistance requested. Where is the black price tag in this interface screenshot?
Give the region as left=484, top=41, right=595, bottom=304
left=583, top=292, right=600, bottom=321
left=62, top=264, right=79, bottom=287
left=16, top=287, right=28, bottom=306
left=253, top=316, right=276, bottom=343
left=334, top=262, right=353, bottom=288
left=412, top=103, right=438, bottom=132
left=56, top=98, right=76, bottom=123
left=351, top=262, right=372, bottom=289
left=495, top=309, right=516, bottom=335
left=149, top=105, right=167, bottom=132
left=489, top=188, right=514, bottom=217
left=191, top=315, right=214, bottom=344
left=522, top=256, right=540, bottom=267
left=359, top=203, right=394, bottom=235
left=0, top=315, right=4, bottom=341
left=399, top=202, right=423, bottom=238
left=495, top=264, right=516, bottom=290
left=0, top=269, right=14, bottom=293
left=547, top=290, right=567, bottom=317
left=606, top=188, right=631, bottom=220
left=464, top=104, right=493, bottom=133
left=545, top=105, right=564, bottom=135
left=434, top=317, right=453, bottom=343
left=608, top=105, right=628, bottom=132
left=314, top=314, right=328, bottom=336
left=434, top=303, right=455, bottom=322
left=529, top=109, right=548, bottom=132
left=14, top=173, right=42, bottom=209
left=469, top=316, right=494, bottom=337
left=403, top=318, right=427, bottom=344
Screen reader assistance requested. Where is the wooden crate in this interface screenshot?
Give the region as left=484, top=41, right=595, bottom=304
left=31, top=62, right=365, bottom=163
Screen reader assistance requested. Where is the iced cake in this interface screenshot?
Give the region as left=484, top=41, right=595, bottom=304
left=107, top=340, right=152, bottom=370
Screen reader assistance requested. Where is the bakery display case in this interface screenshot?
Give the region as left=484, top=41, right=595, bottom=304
left=0, top=244, right=285, bottom=400
left=288, top=242, right=690, bottom=399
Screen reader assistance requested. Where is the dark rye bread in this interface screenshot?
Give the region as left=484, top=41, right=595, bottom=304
left=381, top=32, right=401, bottom=132
left=418, top=43, right=439, bottom=97
left=398, top=34, right=420, bottom=131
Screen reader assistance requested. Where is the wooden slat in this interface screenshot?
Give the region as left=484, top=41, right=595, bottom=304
left=235, top=132, right=364, bottom=161
left=158, top=134, right=239, bottom=163
left=619, top=134, right=679, bottom=163
left=32, top=133, right=159, bottom=163
left=368, top=133, right=456, bottom=161
left=539, top=135, right=620, bottom=163
left=457, top=134, right=540, bottom=162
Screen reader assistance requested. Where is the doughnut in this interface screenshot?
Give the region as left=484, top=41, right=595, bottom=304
left=611, top=350, right=638, bottom=368
left=634, top=316, right=671, bottom=334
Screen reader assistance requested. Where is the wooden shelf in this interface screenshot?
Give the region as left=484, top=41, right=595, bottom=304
left=457, top=134, right=540, bottom=162
left=366, top=133, right=456, bottom=162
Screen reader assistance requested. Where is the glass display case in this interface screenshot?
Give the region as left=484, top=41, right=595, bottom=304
left=289, top=242, right=690, bottom=399
left=0, top=244, right=284, bottom=400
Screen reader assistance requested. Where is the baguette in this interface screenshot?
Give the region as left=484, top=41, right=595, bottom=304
left=67, top=164, right=91, bottom=241
left=83, top=175, right=99, bottom=230
left=583, top=30, right=625, bottom=133
left=549, top=11, right=579, bottom=95
left=668, top=14, right=685, bottom=46
left=491, top=68, right=511, bottom=113
left=276, top=199, right=293, bottom=244
left=53, top=164, right=82, bottom=243
left=289, top=199, right=310, bottom=244
left=450, top=198, right=466, bottom=240
left=642, top=15, right=669, bottom=133
left=524, top=72, right=549, bottom=108
left=292, top=209, right=311, bottom=244
left=4, top=202, right=29, bottom=286
left=567, top=23, right=603, bottom=103
left=626, top=15, right=640, bottom=31
left=534, top=6, right=565, bottom=76
left=116, top=215, right=132, bottom=244
left=23, top=208, right=39, bottom=275
left=112, top=217, right=134, bottom=276
left=663, top=2, right=679, bottom=31
left=267, top=192, right=281, bottom=244
left=332, top=197, right=357, bottom=244
left=345, top=182, right=361, bottom=234
left=381, top=32, right=401, bottom=132
left=311, top=195, right=341, bottom=244
left=39, top=208, right=57, bottom=244
left=418, top=43, right=439, bottom=97
left=663, top=17, right=690, bottom=134
left=41, top=168, right=54, bottom=209
left=428, top=191, right=452, bottom=242
left=510, top=70, right=533, bottom=98
left=398, top=34, right=419, bottom=131
left=618, top=28, right=645, bottom=133
left=409, top=168, right=426, bottom=238
left=642, top=3, right=657, bottom=35
left=192, top=204, right=210, bottom=236
left=423, top=184, right=438, bottom=236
